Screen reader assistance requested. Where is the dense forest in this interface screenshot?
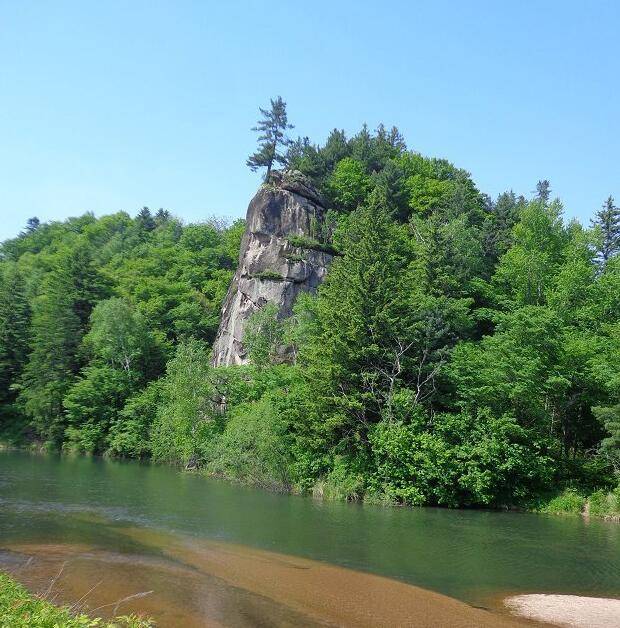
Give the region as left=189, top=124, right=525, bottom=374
left=1, top=117, right=619, bottom=512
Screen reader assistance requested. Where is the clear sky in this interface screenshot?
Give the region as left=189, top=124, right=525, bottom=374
left=1, top=1, right=618, bottom=241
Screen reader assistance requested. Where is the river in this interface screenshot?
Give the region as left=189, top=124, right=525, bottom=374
left=0, top=451, right=619, bottom=626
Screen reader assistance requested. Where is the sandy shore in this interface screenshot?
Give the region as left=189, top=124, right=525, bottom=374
left=505, top=594, right=620, bottom=628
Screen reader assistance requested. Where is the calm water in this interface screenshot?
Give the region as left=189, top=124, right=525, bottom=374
left=0, top=450, right=619, bottom=622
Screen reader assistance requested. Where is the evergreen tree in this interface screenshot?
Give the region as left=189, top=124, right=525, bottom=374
left=246, top=96, right=294, bottom=180
left=18, top=267, right=81, bottom=444
left=534, top=179, right=551, bottom=204
left=24, top=217, right=40, bottom=234
left=591, top=195, right=620, bottom=264
left=481, top=191, right=525, bottom=264
left=0, top=265, right=31, bottom=406
left=136, top=207, right=156, bottom=232
left=155, top=208, right=171, bottom=225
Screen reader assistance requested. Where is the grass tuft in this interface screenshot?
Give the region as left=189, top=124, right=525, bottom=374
left=0, top=572, right=154, bottom=627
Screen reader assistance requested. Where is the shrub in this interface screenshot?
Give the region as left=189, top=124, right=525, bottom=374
left=107, top=380, right=163, bottom=458
left=150, top=340, right=223, bottom=466
left=282, top=252, right=305, bottom=263
left=588, top=487, right=620, bottom=518
left=243, top=303, right=284, bottom=367
left=368, top=410, right=553, bottom=507
left=286, top=235, right=341, bottom=256
left=312, top=457, right=365, bottom=501
left=251, top=270, right=286, bottom=282
left=206, top=396, right=292, bottom=490
left=539, top=488, right=586, bottom=515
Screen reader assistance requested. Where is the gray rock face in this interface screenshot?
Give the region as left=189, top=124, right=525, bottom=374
left=211, top=171, right=333, bottom=366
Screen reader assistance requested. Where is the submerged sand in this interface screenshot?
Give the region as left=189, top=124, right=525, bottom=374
left=505, top=594, right=620, bottom=628
left=3, top=528, right=533, bottom=627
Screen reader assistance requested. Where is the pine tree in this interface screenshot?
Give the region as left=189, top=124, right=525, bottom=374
left=18, top=267, right=81, bottom=443
left=24, top=217, right=40, bottom=234
left=534, top=180, right=551, bottom=204
left=247, top=96, right=294, bottom=180
left=591, top=195, right=620, bottom=264
left=155, top=208, right=170, bottom=224
left=0, top=265, right=31, bottom=405
left=136, top=207, right=156, bottom=232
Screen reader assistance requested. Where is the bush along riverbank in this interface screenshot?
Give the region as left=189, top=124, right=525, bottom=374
left=0, top=572, right=153, bottom=627
left=535, top=487, right=620, bottom=521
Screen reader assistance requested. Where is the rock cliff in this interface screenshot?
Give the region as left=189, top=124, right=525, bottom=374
left=211, top=171, right=333, bottom=366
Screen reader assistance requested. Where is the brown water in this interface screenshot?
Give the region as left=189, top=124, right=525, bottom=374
left=0, top=451, right=619, bottom=626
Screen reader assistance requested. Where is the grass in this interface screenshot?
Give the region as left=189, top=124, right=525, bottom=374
left=0, top=572, right=153, bottom=628
left=282, top=252, right=306, bottom=263
left=537, top=488, right=586, bottom=514
left=588, top=487, right=620, bottom=518
left=250, top=270, right=286, bottom=282
left=535, top=486, right=620, bottom=520
left=286, top=235, right=341, bottom=256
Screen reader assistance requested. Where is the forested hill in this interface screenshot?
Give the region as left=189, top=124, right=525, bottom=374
left=0, top=210, right=244, bottom=454
left=1, top=124, right=619, bottom=511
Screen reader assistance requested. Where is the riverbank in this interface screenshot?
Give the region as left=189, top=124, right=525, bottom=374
left=506, top=594, right=620, bottom=628
left=0, top=572, right=152, bottom=627
left=534, top=487, right=620, bottom=522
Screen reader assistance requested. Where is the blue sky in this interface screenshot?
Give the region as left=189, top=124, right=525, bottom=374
left=0, top=1, right=618, bottom=241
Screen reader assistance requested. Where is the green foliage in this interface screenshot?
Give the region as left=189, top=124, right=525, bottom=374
left=0, top=572, right=152, bottom=627
left=0, top=208, right=240, bottom=453
left=17, top=262, right=83, bottom=445
left=64, top=365, right=134, bottom=453
left=107, top=380, right=162, bottom=458
left=286, top=234, right=340, bottom=256
left=591, top=195, right=620, bottom=265
left=62, top=298, right=166, bottom=454
left=0, top=264, right=30, bottom=433
left=594, top=403, right=620, bottom=474
left=282, top=252, right=305, bottom=263
left=313, top=457, right=365, bottom=501
left=207, top=395, right=292, bottom=490
left=243, top=303, right=284, bottom=368
left=1, top=121, right=619, bottom=513
left=251, top=270, right=286, bottom=282
left=368, top=410, right=552, bottom=507
left=587, top=487, right=620, bottom=518
left=536, top=486, right=620, bottom=518
left=539, top=489, right=587, bottom=515
left=150, top=339, right=222, bottom=466
left=83, top=298, right=164, bottom=378
left=327, top=158, right=372, bottom=211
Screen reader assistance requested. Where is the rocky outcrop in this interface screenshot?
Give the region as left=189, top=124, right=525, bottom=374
left=211, top=171, right=333, bottom=366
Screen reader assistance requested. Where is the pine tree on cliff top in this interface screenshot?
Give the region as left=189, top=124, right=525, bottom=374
left=247, top=96, right=294, bottom=181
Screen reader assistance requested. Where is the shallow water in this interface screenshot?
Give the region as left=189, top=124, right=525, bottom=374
left=0, top=451, right=618, bottom=625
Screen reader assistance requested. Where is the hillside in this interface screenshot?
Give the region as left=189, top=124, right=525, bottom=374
left=1, top=124, right=619, bottom=511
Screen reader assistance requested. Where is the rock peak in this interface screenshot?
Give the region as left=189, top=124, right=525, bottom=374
left=267, top=170, right=325, bottom=207
left=211, top=171, right=333, bottom=366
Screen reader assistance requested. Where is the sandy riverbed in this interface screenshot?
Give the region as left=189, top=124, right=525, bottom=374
left=3, top=527, right=534, bottom=627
